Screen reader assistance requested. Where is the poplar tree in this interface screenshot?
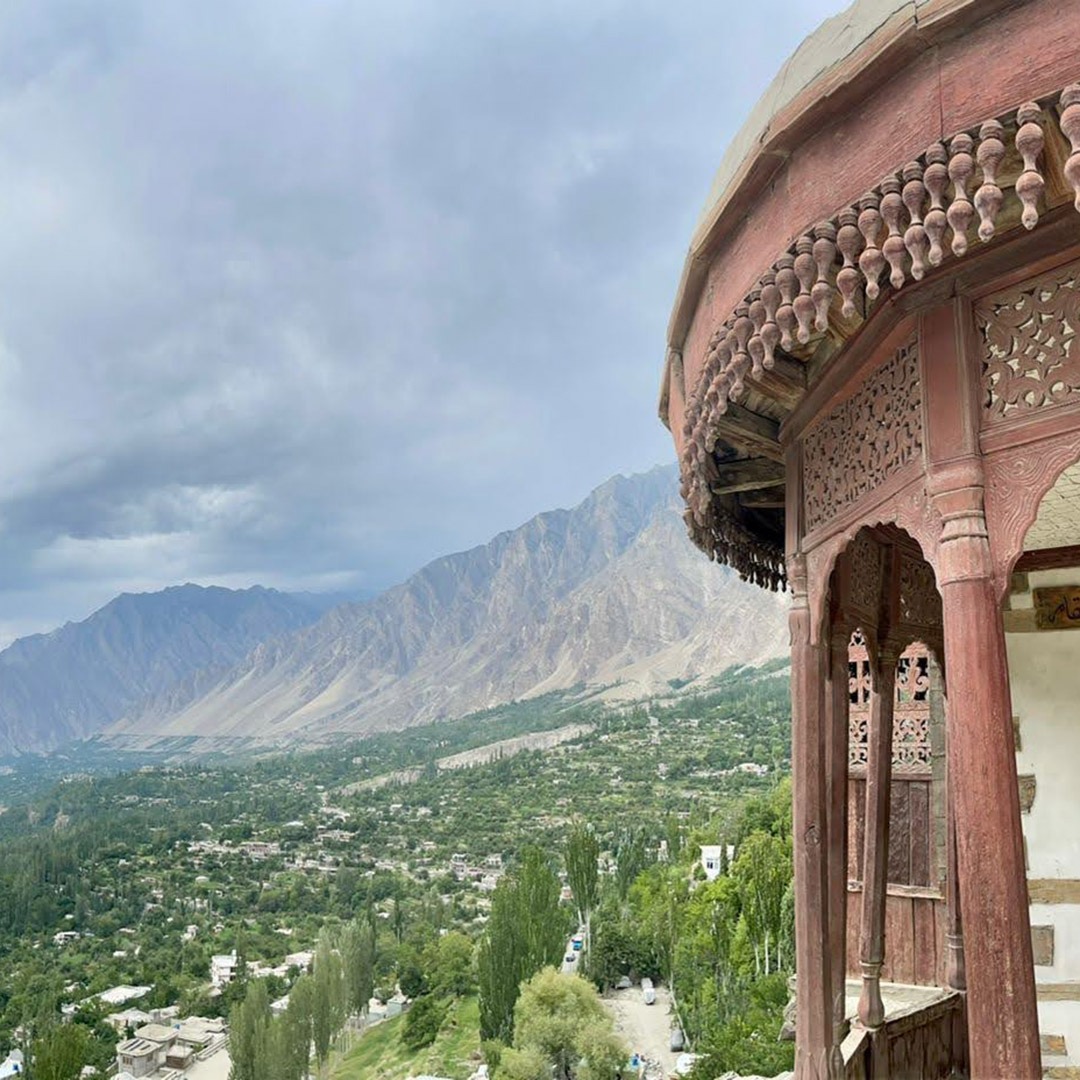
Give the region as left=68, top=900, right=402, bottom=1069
left=229, top=980, right=270, bottom=1080
left=312, top=933, right=346, bottom=1069
left=340, top=918, right=376, bottom=1017
left=478, top=846, right=564, bottom=1043
left=283, top=973, right=314, bottom=1079
left=564, top=823, right=599, bottom=956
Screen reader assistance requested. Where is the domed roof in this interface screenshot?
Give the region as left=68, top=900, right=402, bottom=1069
left=694, top=0, right=917, bottom=245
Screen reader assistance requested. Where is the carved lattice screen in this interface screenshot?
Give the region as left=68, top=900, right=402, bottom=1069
left=847, top=634, right=944, bottom=891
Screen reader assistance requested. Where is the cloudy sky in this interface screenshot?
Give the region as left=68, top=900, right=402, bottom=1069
left=0, top=0, right=841, bottom=642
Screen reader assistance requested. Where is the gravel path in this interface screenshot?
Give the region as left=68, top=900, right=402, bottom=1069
left=602, top=984, right=679, bottom=1077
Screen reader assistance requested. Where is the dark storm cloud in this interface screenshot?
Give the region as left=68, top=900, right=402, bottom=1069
left=0, top=0, right=840, bottom=641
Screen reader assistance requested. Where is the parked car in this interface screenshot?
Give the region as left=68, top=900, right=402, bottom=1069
left=565, top=953, right=576, bottom=963
left=641, top=977, right=656, bottom=1005
left=614, top=975, right=632, bottom=990
left=670, top=1027, right=685, bottom=1052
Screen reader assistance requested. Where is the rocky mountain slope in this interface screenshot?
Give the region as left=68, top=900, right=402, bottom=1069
left=107, top=466, right=789, bottom=749
left=0, top=585, right=337, bottom=755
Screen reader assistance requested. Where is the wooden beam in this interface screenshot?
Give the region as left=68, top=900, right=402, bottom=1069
left=710, top=457, right=785, bottom=494
left=704, top=401, right=781, bottom=460
left=747, top=354, right=806, bottom=411
left=738, top=489, right=785, bottom=509
left=1029, top=879, right=1080, bottom=904
left=709, top=403, right=783, bottom=462
left=1015, top=545, right=1080, bottom=573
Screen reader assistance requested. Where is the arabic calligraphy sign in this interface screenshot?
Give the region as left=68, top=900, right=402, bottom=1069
left=1034, top=586, right=1080, bottom=629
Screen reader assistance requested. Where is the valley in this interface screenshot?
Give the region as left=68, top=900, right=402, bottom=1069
left=0, top=660, right=794, bottom=1079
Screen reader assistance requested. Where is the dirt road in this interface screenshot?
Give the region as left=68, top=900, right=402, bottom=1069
left=602, top=983, right=679, bottom=1077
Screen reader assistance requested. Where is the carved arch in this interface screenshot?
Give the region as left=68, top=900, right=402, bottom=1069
left=985, top=434, right=1080, bottom=597
left=806, top=479, right=943, bottom=645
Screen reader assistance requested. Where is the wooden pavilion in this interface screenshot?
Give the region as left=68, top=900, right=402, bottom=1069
left=658, top=2, right=1080, bottom=1077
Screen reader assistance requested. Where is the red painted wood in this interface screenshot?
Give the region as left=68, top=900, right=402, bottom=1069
left=790, top=583, right=837, bottom=1079
left=677, top=0, right=1080, bottom=405
left=885, top=894, right=916, bottom=984
left=848, top=777, right=866, bottom=880
left=935, top=896, right=949, bottom=988
left=887, top=781, right=911, bottom=885
left=847, top=889, right=862, bottom=980
left=826, top=634, right=851, bottom=1049
left=913, top=896, right=938, bottom=985
left=858, top=654, right=896, bottom=1029
left=940, top=574, right=1040, bottom=1077
left=909, top=781, right=931, bottom=888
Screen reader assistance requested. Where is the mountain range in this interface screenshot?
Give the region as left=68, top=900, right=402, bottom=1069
left=0, top=465, right=788, bottom=756
left=0, top=585, right=340, bottom=755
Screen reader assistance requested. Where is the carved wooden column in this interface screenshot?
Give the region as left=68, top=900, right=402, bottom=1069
left=921, top=299, right=1039, bottom=1079
left=936, top=656, right=966, bottom=993
left=934, top=495, right=1038, bottom=1077
left=826, top=629, right=851, bottom=1057
left=857, top=645, right=896, bottom=1031
left=789, top=555, right=840, bottom=1080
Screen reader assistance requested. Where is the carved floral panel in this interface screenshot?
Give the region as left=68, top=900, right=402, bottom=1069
left=898, top=553, right=941, bottom=628
left=803, top=338, right=922, bottom=532
left=977, top=263, right=1080, bottom=420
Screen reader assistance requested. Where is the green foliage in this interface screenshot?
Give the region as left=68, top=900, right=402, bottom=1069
left=312, top=931, right=346, bottom=1065
left=590, top=774, right=796, bottom=1078
left=340, top=919, right=376, bottom=1016
left=31, top=1023, right=92, bottom=1080
left=478, top=847, right=566, bottom=1043
left=230, top=979, right=271, bottom=1080
left=690, top=974, right=794, bottom=1079
left=401, top=992, right=449, bottom=1050
left=564, top=823, right=599, bottom=927
left=0, top=662, right=794, bottom=1078
left=429, top=931, right=475, bottom=998
left=503, top=968, right=626, bottom=1080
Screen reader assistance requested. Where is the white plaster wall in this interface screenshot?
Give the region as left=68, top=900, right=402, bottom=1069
left=1008, top=566, right=1080, bottom=1065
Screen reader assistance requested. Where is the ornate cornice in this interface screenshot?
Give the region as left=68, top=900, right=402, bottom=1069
left=678, top=84, right=1080, bottom=591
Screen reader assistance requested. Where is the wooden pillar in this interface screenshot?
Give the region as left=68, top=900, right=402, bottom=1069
left=930, top=460, right=1039, bottom=1079
left=826, top=630, right=851, bottom=1054
left=945, top=797, right=966, bottom=992
left=857, top=646, right=896, bottom=1031
left=921, top=300, right=1039, bottom=1078
left=789, top=557, right=840, bottom=1080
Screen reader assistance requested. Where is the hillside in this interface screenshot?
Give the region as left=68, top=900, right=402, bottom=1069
left=107, top=466, right=788, bottom=749
left=0, top=585, right=337, bottom=755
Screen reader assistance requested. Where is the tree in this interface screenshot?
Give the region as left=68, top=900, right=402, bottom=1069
left=564, top=823, right=599, bottom=958
left=429, top=930, right=475, bottom=997
left=400, top=992, right=448, bottom=1050
left=229, top=980, right=270, bottom=1080
left=283, top=973, right=314, bottom=1079
left=340, top=919, right=376, bottom=1017
left=730, top=830, right=790, bottom=975
left=614, top=827, right=649, bottom=900
left=312, top=933, right=346, bottom=1070
left=503, top=968, right=626, bottom=1080
left=478, top=847, right=565, bottom=1042
left=396, top=944, right=428, bottom=999
left=31, top=1024, right=91, bottom=1080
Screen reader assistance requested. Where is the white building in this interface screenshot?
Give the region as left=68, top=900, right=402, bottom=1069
left=700, top=845, right=725, bottom=881
left=0, top=1050, right=24, bottom=1078
left=210, top=952, right=238, bottom=989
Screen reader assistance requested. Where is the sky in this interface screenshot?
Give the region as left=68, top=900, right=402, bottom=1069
left=0, top=0, right=842, bottom=643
